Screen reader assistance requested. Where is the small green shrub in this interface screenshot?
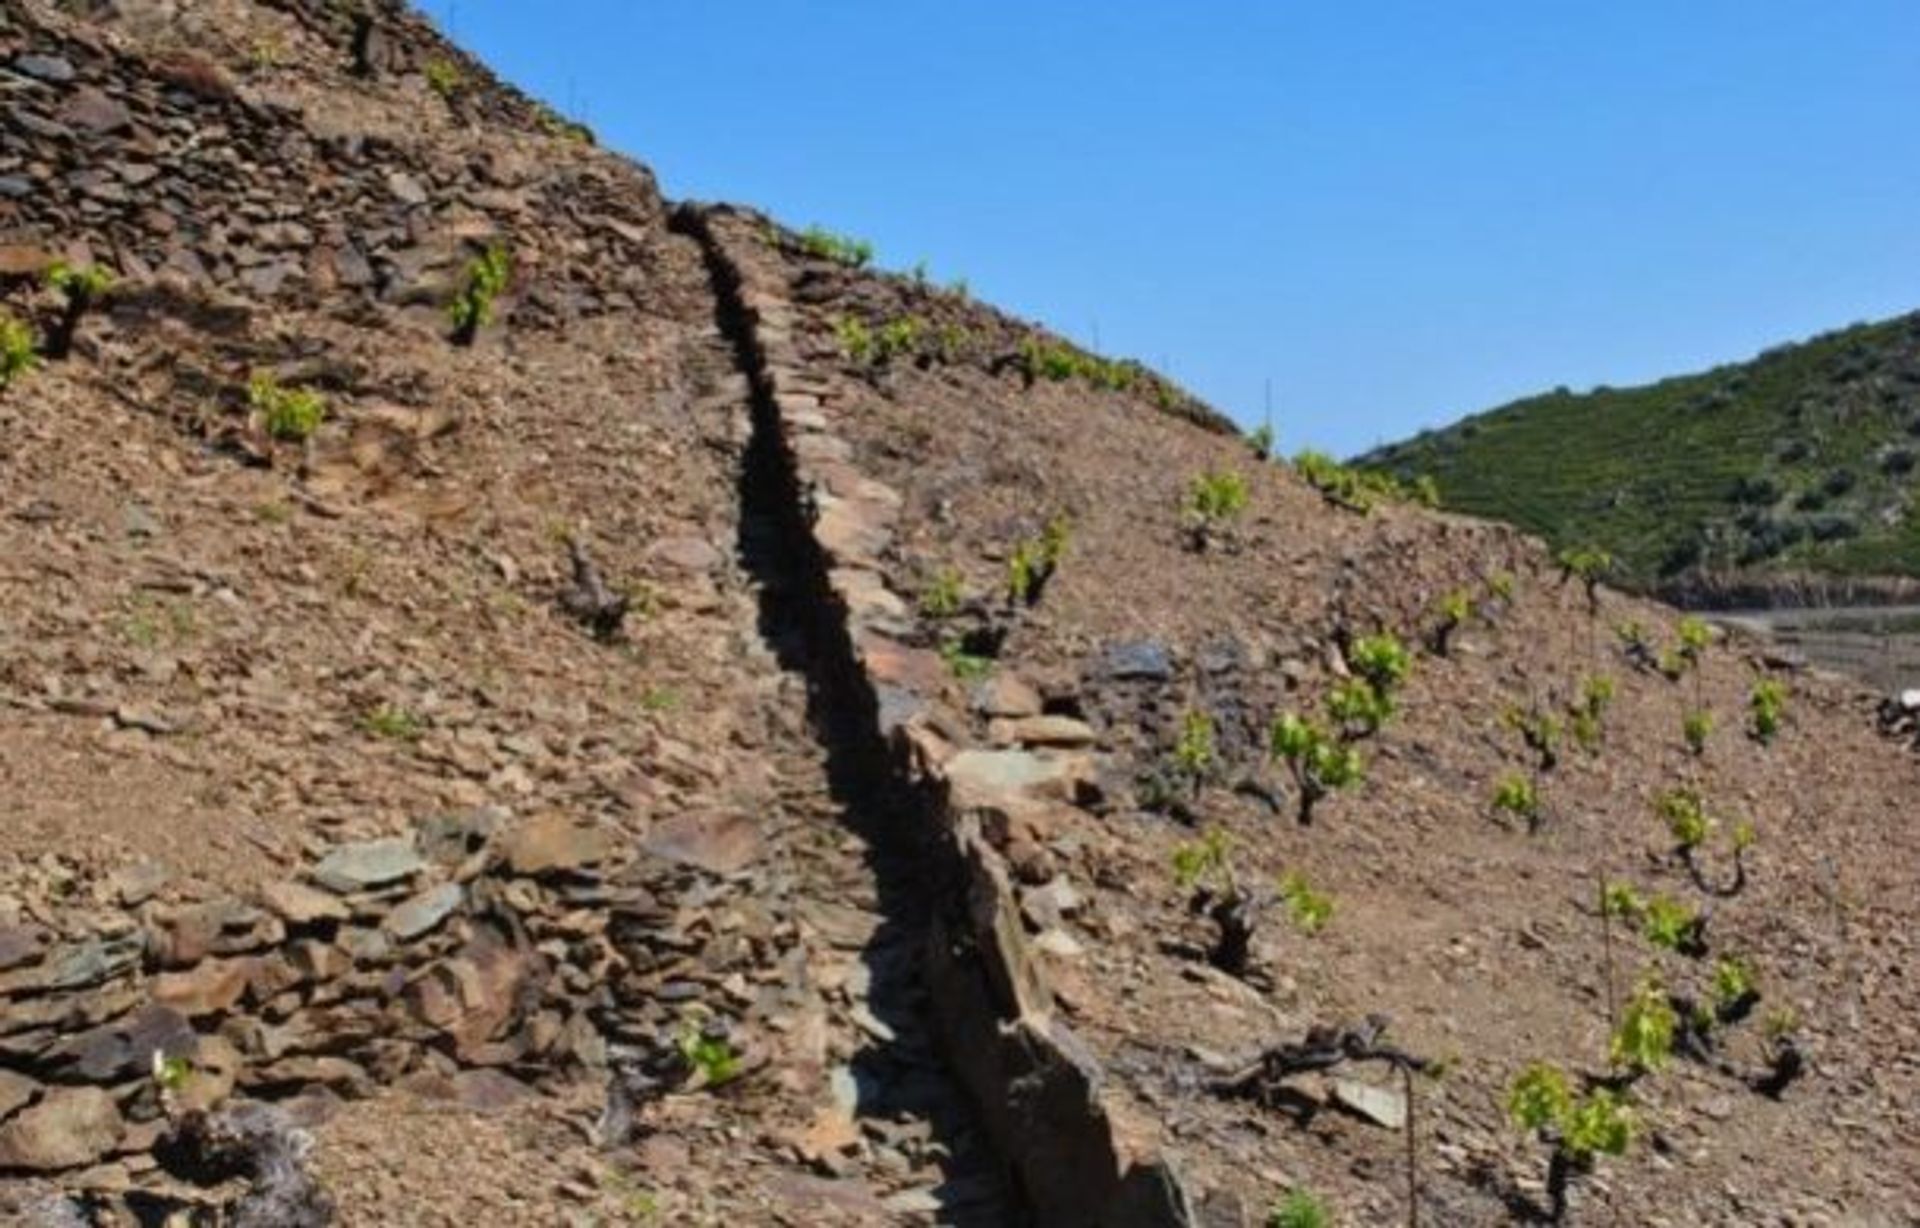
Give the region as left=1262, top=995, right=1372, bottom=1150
left=1326, top=678, right=1393, bottom=737
left=1349, top=632, right=1412, bottom=691
left=249, top=371, right=327, bottom=442
left=1486, top=571, right=1516, bottom=603
left=1006, top=515, right=1069, bottom=606
left=1682, top=709, right=1713, bottom=756
left=1556, top=545, right=1613, bottom=612
left=876, top=315, right=923, bottom=363
left=678, top=1024, right=742, bottom=1087
left=1570, top=674, right=1615, bottom=751
left=836, top=315, right=874, bottom=363
left=1293, top=449, right=1372, bottom=512
left=1171, top=826, right=1235, bottom=894
left=1749, top=678, right=1786, bottom=744
left=1657, top=788, right=1710, bottom=851
left=1504, top=704, right=1561, bottom=771
left=1508, top=1063, right=1574, bottom=1135
left=1184, top=468, right=1250, bottom=547
left=0, top=314, right=39, bottom=388
left=938, top=635, right=991, bottom=682
left=1017, top=335, right=1145, bottom=391
left=1278, top=870, right=1333, bottom=934
left=362, top=703, right=423, bottom=740
left=1642, top=895, right=1701, bottom=953
left=798, top=225, right=874, bottom=268
left=1600, top=880, right=1645, bottom=921
left=1510, top=1060, right=1636, bottom=1223
left=1270, top=712, right=1364, bottom=825
left=47, top=260, right=115, bottom=355
left=1609, top=979, right=1676, bottom=1073
left=1430, top=588, right=1474, bottom=655
left=1267, top=1189, right=1331, bottom=1228
left=1559, top=1087, right=1633, bottom=1160
left=1172, top=710, right=1217, bottom=792
left=1491, top=773, right=1541, bottom=829
left=1711, top=956, right=1756, bottom=1014
left=1247, top=423, right=1275, bottom=459
left=919, top=568, right=964, bottom=620
left=1676, top=615, right=1712, bottom=661
left=448, top=244, right=511, bottom=344
left=424, top=56, right=463, bottom=98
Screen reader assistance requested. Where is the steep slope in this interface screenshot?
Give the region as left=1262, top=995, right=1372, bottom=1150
left=1360, top=313, right=1920, bottom=601
left=0, top=3, right=1917, bottom=1227
left=697, top=221, right=1920, bottom=1224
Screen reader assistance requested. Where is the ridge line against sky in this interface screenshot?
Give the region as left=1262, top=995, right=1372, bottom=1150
left=418, top=1, right=1920, bottom=458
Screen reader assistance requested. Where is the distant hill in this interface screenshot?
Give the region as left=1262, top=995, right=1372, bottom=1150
left=1360, top=313, right=1920, bottom=601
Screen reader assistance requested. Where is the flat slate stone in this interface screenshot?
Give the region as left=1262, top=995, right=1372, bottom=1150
left=945, top=749, right=1067, bottom=802
left=384, top=883, right=463, bottom=941
left=1331, top=1077, right=1407, bottom=1130
left=642, top=811, right=763, bottom=876
left=0, top=1070, right=37, bottom=1121
left=1103, top=640, right=1172, bottom=681
left=13, top=54, right=75, bottom=83
left=59, top=87, right=130, bottom=135
left=260, top=880, right=350, bottom=925
left=0, top=922, right=50, bottom=972
left=311, top=837, right=426, bottom=893
left=500, top=813, right=616, bottom=877
left=0, top=1086, right=123, bottom=1172
left=991, top=715, right=1098, bottom=748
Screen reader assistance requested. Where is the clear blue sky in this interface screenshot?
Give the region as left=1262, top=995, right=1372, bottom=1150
left=421, top=1, right=1920, bottom=458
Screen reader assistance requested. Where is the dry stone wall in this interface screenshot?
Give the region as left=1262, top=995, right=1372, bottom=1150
left=0, top=800, right=784, bottom=1182
left=0, top=4, right=668, bottom=345
left=681, top=202, right=1198, bottom=1228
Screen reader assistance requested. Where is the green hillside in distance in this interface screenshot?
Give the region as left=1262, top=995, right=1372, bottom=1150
left=1360, top=312, right=1920, bottom=600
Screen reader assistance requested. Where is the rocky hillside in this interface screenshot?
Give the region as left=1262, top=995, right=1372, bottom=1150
left=1360, top=313, right=1920, bottom=602
left=1, top=2, right=1917, bottom=1226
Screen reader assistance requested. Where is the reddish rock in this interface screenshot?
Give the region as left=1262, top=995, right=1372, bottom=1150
left=153, top=957, right=256, bottom=1018
left=499, top=813, right=616, bottom=877
left=0, top=1070, right=37, bottom=1121
left=642, top=810, right=764, bottom=876
left=260, top=880, right=350, bottom=926
left=0, top=1087, right=123, bottom=1172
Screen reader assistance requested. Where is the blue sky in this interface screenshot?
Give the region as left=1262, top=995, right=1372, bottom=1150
left=421, top=2, right=1920, bottom=457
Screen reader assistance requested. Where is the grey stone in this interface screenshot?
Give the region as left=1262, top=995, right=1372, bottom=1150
left=384, top=883, right=463, bottom=941
left=13, top=55, right=74, bottom=83
left=0, top=176, right=31, bottom=199
left=311, top=837, right=425, bottom=893
left=1331, top=1077, right=1407, bottom=1130
left=0, top=935, right=143, bottom=995
left=46, top=1004, right=194, bottom=1082
left=1104, top=640, right=1172, bottom=681
left=387, top=171, right=427, bottom=205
